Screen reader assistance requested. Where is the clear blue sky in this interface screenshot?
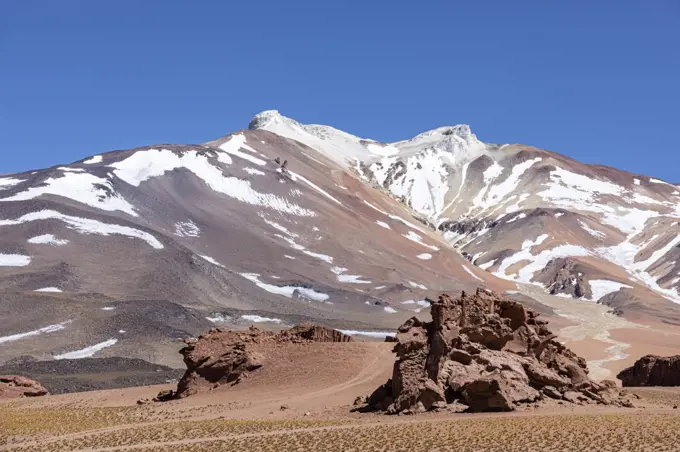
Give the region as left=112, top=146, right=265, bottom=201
left=1, top=1, right=679, bottom=181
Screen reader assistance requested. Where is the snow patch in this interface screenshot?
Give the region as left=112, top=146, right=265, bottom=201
left=376, top=220, right=390, bottom=229
left=239, top=273, right=330, bottom=302
left=34, top=287, right=62, bottom=293
left=0, top=210, right=163, bottom=249
left=241, top=315, right=282, bottom=324
left=111, top=149, right=315, bottom=217
left=83, top=155, right=103, bottom=164
left=383, top=306, right=398, bottom=314
left=174, top=220, right=201, bottom=238
left=28, top=234, right=69, bottom=246
left=0, top=254, right=31, bottom=266
left=0, top=320, right=71, bottom=344
left=218, top=134, right=267, bottom=166
left=338, top=330, right=396, bottom=339
left=243, top=167, right=266, bottom=176
left=200, top=255, right=225, bottom=268
left=1, top=172, right=137, bottom=216
left=588, top=280, right=633, bottom=301
left=417, top=253, right=432, bottom=260
left=402, top=231, right=439, bottom=251
left=54, top=339, right=118, bottom=360
left=409, top=281, right=428, bottom=290
left=462, top=265, right=484, bottom=281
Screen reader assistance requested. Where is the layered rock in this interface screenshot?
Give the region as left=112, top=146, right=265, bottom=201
left=175, top=324, right=352, bottom=398
left=617, top=355, right=680, bottom=387
left=0, top=375, right=49, bottom=399
left=366, top=289, right=631, bottom=413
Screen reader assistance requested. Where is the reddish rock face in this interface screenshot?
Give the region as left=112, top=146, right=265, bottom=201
left=366, top=289, right=632, bottom=414
left=618, top=355, right=680, bottom=387
left=175, top=324, right=352, bottom=398
left=0, top=375, right=49, bottom=399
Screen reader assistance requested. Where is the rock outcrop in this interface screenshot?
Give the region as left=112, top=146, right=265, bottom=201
left=0, top=375, right=49, bottom=399
left=365, top=289, right=632, bottom=413
left=175, top=324, right=352, bottom=398
left=617, top=355, right=680, bottom=387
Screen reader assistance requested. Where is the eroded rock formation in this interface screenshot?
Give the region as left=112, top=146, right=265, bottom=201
left=0, top=375, right=49, bottom=399
left=618, top=355, right=680, bottom=387
left=366, top=289, right=632, bottom=413
left=175, top=324, right=352, bottom=398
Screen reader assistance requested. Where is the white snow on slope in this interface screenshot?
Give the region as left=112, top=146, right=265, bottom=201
left=462, top=265, right=484, bottom=281
left=218, top=134, right=267, bottom=166
left=363, top=200, right=426, bottom=232
left=0, top=177, right=23, bottom=190
left=289, top=171, right=343, bottom=205
left=402, top=231, right=440, bottom=251
left=650, top=178, right=672, bottom=185
left=366, top=143, right=399, bottom=157
left=174, top=220, right=201, bottom=237
left=338, top=329, right=396, bottom=339
left=241, top=315, right=282, bottom=324
left=495, top=234, right=589, bottom=285
left=28, top=234, right=69, bottom=246
left=376, top=220, right=390, bottom=229
left=54, top=339, right=118, bottom=359
left=111, top=149, right=315, bottom=217
left=506, top=213, right=526, bottom=224
left=383, top=306, right=398, bottom=314
left=35, top=287, right=63, bottom=292
left=0, top=172, right=137, bottom=216
left=409, top=281, right=428, bottom=290
left=578, top=220, right=606, bottom=239
left=331, top=266, right=371, bottom=284
left=0, top=210, right=163, bottom=249
left=478, top=259, right=496, bottom=271
left=633, top=178, right=641, bottom=186
left=588, top=280, right=633, bottom=301
left=239, top=273, right=330, bottom=301
left=473, top=158, right=542, bottom=212
left=417, top=253, right=432, bottom=260
left=0, top=254, right=31, bottom=266
left=200, top=255, right=224, bottom=268
left=83, top=155, right=103, bottom=164
left=0, top=320, right=71, bottom=344
left=243, top=167, right=266, bottom=176
left=250, top=110, right=371, bottom=169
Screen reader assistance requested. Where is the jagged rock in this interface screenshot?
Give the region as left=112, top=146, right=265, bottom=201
left=0, top=375, right=49, bottom=398
left=366, top=289, right=631, bottom=413
left=175, top=324, right=352, bottom=398
left=617, top=355, right=680, bottom=387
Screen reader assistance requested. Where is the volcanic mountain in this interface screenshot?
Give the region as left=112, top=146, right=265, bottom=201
left=0, top=110, right=678, bottom=376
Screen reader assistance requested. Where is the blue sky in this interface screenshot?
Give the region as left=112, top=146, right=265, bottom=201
left=1, top=1, right=679, bottom=181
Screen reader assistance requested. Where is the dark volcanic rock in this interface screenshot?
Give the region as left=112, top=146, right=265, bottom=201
left=366, top=289, right=632, bottom=413
left=0, top=357, right=182, bottom=394
left=617, top=355, right=680, bottom=387
left=175, top=324, right=352, bottom=398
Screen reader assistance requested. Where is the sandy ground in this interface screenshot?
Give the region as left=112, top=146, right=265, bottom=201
left=3, top=341, right=680, bottom=451
left=514, top=284, right=680, bottom=381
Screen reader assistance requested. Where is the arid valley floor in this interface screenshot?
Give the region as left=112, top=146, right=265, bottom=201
left=3, top=341, right=680, bottom=452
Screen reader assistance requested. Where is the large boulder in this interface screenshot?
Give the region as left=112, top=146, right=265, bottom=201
left=366, top=289, right=632, bottom=413
left=0, top=375, right=49, bottom=399
left=175, top=325, right=352, bottom=398
left=617, top=355, right=680, bottom=387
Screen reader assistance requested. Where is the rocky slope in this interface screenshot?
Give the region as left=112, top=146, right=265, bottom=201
left=0, top=110, right=679, bottom=368
left=364, top=290, right=632, bottom=413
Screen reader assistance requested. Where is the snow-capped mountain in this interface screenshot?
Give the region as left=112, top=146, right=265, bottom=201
left=251, top=111, right=680, bottom=309
left=1, top=110, right=678, bottom=367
